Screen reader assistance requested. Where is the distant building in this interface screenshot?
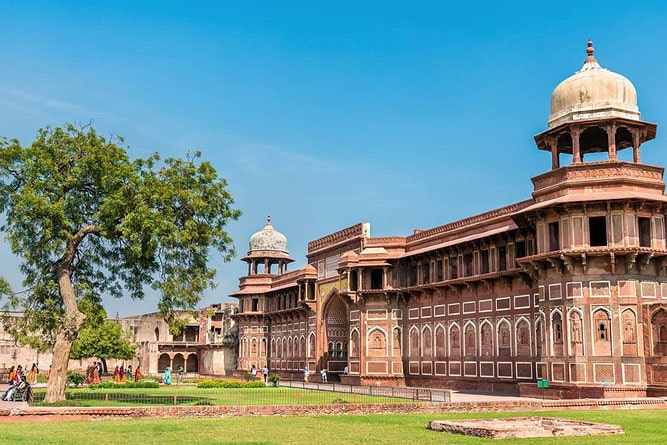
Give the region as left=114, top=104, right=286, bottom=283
left=232, top=41, right=667, bottom=398
left=0, top=303, right=238, bottom=377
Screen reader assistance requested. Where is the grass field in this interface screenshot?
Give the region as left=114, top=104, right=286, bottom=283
left=31, top=386, right=410, bottom=406
left=1, top=409, right=666, bottom=444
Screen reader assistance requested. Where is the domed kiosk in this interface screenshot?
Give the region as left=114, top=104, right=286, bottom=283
left=535, top=40, right=656, bottom=169
left=243, top=216, right=294, bottom=275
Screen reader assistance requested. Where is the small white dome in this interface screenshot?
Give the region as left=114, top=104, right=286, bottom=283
left=248, top=216, right=289, bottom=255
left=548, top=41, right=639, bottom=128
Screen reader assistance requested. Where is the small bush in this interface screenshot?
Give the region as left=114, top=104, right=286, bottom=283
left=330, top=398, right=349, bottom=404
left=89, top=381, right=160, bottom=389
left=66, top=372, right=86, bottom=387
left=243, top=372, right=255, bottom=382
left=267, top=375, right=280, bottom=387
left=196, top=379, right=266, bottom=389
left=36, top=373, right=48, bottom=384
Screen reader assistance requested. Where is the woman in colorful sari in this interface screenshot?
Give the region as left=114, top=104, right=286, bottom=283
left=92, top=363, right=101, bottom=384
left=7, top=366, right=15, bottom=384
left=163, top=366, right=172, bottom=385
left=134, top=366, right=142, bottom=382
left=27, top=363, right=38, bottom=384
left=113, top=366, right=120, bottom=382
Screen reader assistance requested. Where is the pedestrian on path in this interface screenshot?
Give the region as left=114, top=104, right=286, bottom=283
left=303, top=367, right=309, bottom=383
left=320, top=369, right=327, bottom=383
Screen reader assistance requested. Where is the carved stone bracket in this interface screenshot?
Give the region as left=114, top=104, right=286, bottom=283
left=581, top=253, right=588, bottom=274
left=626, top=251, right=639, bottom=271
left=560, top=254, right=575, bottom=273
left=638, top=252, right=654, bottom=274
left=547, top=256, right=563, bottom=274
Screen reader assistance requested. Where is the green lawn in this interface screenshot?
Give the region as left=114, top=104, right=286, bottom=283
left=1, top=410, right=666, bottom=444
left=32, top=386, right=411, bottom=406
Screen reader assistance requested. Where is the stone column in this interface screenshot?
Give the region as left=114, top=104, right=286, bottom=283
left=571, top=127, right=582, bottom=164
left=607, top=123, right=617, bottom=161
left=632, top=129, right=641, bottom=163
left=548, top=138, right=559, bottom=169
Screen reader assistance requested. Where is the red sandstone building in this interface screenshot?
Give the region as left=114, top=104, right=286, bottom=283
left=232, top=42, right=667, bottom=399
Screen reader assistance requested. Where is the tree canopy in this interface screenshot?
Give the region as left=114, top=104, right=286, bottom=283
left=0, top=124, right=241, bottom=401
left=70, top=321, right=136, bottom=364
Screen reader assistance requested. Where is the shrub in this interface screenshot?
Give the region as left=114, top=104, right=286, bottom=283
left=89, top=381, right=160, bottom=389
left=66, top=372, right=86, bottom=387
left=36, top=373, right=48, bottom=384
left=243, top=372, right=255, bottom=382
left=196, top=379, right=266, bottom=389
left=331, top=398, right=349, bottom=404
left=267, top=375, right=280, bottom=387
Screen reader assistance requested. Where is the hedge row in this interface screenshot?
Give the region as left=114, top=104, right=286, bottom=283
left=89, top=381, right=160, bottom=389
left=196, top=379, right=266, bottom=388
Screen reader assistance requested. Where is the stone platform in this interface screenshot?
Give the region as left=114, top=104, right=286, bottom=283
left=427, top=417, right=625, bottom=439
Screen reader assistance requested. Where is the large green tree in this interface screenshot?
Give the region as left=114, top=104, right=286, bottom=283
left=70, top=322, right=137, bottom=371
left=0, top=124, right=240, bottom=402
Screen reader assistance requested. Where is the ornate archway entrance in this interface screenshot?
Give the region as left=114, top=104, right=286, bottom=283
left=323, top=294, right=349, bottom=380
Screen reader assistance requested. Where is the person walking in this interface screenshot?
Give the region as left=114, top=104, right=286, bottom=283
left=303, top=367, right=309, bottom=383
left=163, top=366, right=172, bottom=385
left=262, top=366, right=269, bottom=383
left=320, top=369, right=328, bottom=383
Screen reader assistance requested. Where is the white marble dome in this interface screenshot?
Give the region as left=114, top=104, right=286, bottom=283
left=248, top=216, right=289, bottom=255
left=548, top=41, right=639, bottom=128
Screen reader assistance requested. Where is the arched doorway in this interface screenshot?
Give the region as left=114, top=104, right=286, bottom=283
left=173, top=353, right=185, bottom=371
left=186, top=354, right=198, bottom=372
left=323, top=294, right=349, bottom=380
left=158, top=353, right=171, bottom=371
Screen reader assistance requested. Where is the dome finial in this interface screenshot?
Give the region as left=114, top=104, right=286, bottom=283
left=266, top=214, right=272, bottom=226
left=585, top=39, right=597, bottom=63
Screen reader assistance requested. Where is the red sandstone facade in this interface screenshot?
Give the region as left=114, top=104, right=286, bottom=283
left=232, top=42, right=667, bottom=398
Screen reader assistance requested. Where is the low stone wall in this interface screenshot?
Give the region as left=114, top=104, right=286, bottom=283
left=6, top=398, right=667, bottom=419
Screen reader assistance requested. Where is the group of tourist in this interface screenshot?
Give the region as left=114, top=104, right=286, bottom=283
left=2, top=364, right=36, bottom=402
left=303, top=367, right=330, bottom=383
left=5, top=363, right=40, bottom=385
left=113, top=364, right=141, bottom=382
left=84, top=361, right=103, bottom=384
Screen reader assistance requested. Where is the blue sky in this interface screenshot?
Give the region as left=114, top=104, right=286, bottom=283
left=1, top=1, right=667, bottom=316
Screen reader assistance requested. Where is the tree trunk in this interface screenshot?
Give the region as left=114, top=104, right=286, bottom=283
left=44, top=264, right=85, bottom=403
left=44, top=332, right=76, bottom=403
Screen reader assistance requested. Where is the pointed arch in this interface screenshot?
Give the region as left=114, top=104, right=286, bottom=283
left=551, top=309, right=563, bottom=356
left=515, top=316, right=532, bottom=356
left=592, top=307, right=612, bottom=356
left=409, top=326, right=421, bottom=357
left=349, top=328, right=360, bottom=357
left=496, top=318, right=511, bottom=356
left=434, top=323, right=446, bottom=358
left=448, top=322, right=461, bottom=356
left=567, top=307, right=585, bottom=355
left=300, top=335, right=306, bottom=358
left=260, top=337, right=267, bottom=357
left=308, top=332, right=316, bottom=358
left=479, top=319, right=493, bottom=356
left=421, top=325, right=433, bottom=357
left=367, top=326, right=388, bottom=357
left=392, top=326, right=402, bottom=357
left=463, top=321, right=477, bottom=356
